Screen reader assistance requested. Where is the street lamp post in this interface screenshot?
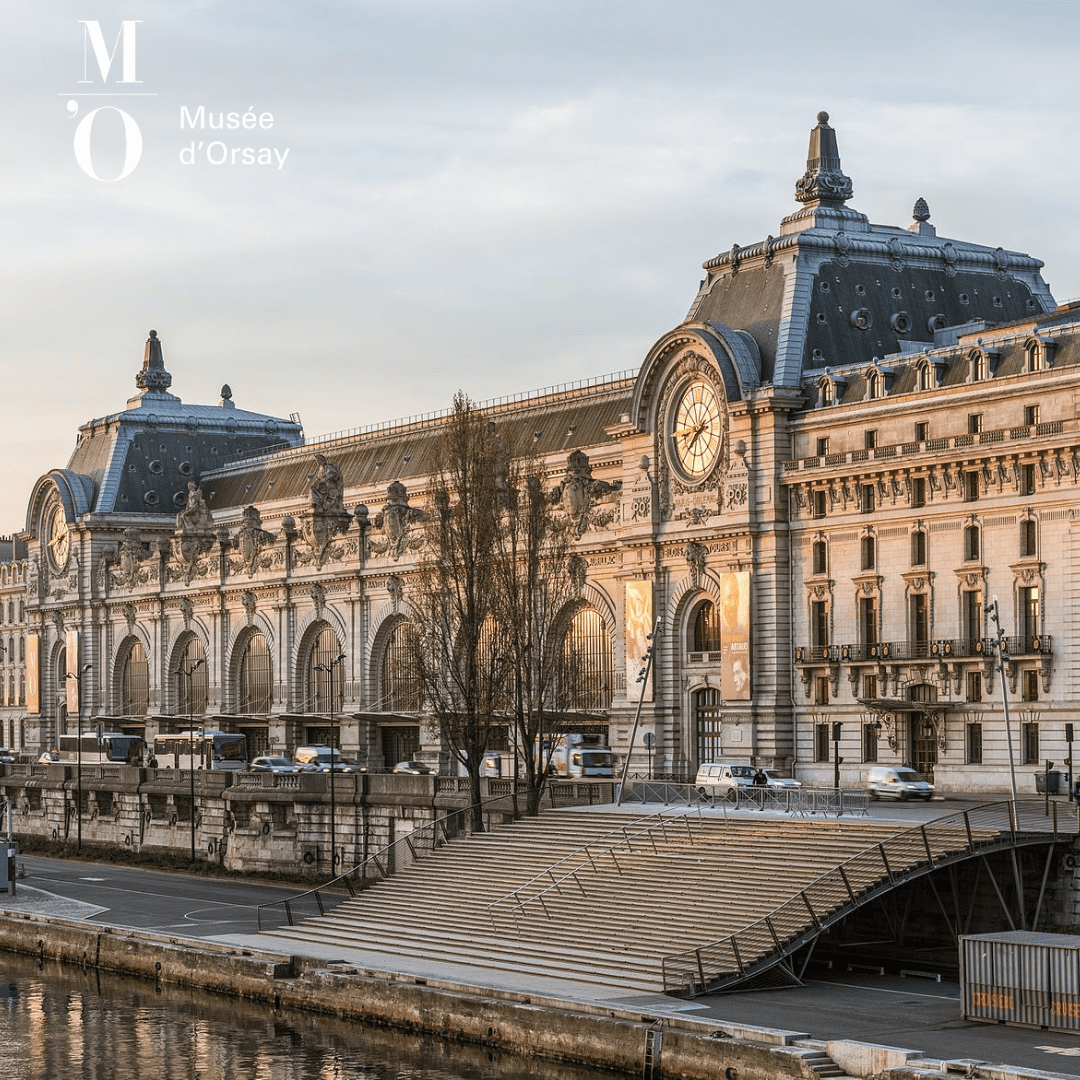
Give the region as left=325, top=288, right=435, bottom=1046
left=65, top=663, right=92, bottom=854
left=314, top=651, right=346, bottom=877
left=986, top=597, right=1018, bottom=802
left=174, top=658, right=206, bottom=862
left=617, top=617, right=661, bottom=807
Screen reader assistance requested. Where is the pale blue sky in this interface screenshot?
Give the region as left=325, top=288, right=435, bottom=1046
left=3, top=0, right=1079, bottom=528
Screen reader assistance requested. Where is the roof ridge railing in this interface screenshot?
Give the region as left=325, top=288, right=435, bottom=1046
left=215, top=369, right=639, bottom=473
left=661, top=798, right=1080, bottom=996
left=486, top=807, right=705, bottom=927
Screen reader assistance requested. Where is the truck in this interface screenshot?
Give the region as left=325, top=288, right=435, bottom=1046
left=541, top=733, right=615, bottom=779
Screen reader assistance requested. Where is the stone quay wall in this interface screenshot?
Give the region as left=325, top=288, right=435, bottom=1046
left=0, top=763, right=612, bottom=877
left=0, top=909, right=950, bottom=1080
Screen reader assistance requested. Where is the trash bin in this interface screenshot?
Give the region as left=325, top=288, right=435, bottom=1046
left=1035, top=771, right=1062, bottom=794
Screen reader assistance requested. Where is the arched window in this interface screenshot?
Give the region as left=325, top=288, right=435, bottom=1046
left=918, top=363, right=932, bottom=391
left=56, top=647, right=67, bottom=699
left=692, top=601, right=721, bottom=653
left=859, top=533, right=876, bottom=570
left=307, top=625, right=344, bottom=714
left=1020, top=519, right=1037, bottom=558
left=964, top=524, right=981, bottom=562
left=121, top=640, right=150, bottom=716
left=911, top=529, right=927, bottom=566
left=237, top=631, right=272, bottom=714
left=18, top=673, right=24, bottom=706
left=812, top=540, right=828, bottom=575
left=381, top=621, right=422, bottom=713
left=867, top=372, right=881, bottom=400
left=174, top=636, right=208, bottom=716
left=559, top=608, right=613, bottom=711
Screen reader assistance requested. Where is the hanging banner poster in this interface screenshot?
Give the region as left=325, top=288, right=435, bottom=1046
left=26, top=633, right=40, bottom=715
left=624, top=580, right=654, bottom=703
left=720, top=571, right=751, bottom=701
left=65, top=629, right=80, bottom=715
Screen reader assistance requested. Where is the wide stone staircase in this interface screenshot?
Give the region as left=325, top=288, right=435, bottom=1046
left=261, top=808, right=931, bottom=995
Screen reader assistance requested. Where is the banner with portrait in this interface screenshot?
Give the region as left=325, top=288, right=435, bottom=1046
left=65, top=629, right=80, bottom=716
left=26, top=633, right=40, bottom=715
left=624, top=579, right=654, bottom=703
left=719, top=571, right=751, bottom=701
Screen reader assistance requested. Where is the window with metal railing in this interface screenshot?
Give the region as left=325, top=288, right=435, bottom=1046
left=381, top=620, right=422, bottom=713
left=237, top=630, right=272, bottom=714
left=121, top=639, right=149, bottom=716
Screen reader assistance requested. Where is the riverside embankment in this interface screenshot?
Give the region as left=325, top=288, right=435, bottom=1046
left=0, top=892, right=1034, bottom=1080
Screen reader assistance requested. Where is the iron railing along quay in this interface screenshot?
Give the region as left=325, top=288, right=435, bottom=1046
left=619, top=781, right=869, bottom=816
left=661, top=799, right=1080, bottom=997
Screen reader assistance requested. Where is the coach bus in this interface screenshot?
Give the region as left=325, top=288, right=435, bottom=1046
left=152, top=730, right=248, bottom=772
left=57, top=732, right=146, bottom=766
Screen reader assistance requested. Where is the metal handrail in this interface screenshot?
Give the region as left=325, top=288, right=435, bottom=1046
left=486, top=807, right=705, bottom=925
left=256, top=790, right=518, bottom=930
left=661, top=799, right=1079, bottom=996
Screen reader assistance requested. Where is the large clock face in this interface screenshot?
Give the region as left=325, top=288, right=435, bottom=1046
left=669, top=379, right=724, bottom=481
left=46, top=503, right=70, bottom=571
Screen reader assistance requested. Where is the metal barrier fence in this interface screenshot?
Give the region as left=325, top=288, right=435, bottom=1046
left=486, top=808, right=706, bottom=927
left=619, top=781, right=869, bottom=816
left=661, top=798, right=1080, bottom=996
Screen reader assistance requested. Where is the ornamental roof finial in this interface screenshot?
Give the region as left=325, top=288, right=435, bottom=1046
left=135, top=329, right=173, bottom=393
left=794, top=111, right=853, bottom=209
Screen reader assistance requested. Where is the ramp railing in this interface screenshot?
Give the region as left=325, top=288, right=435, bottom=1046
left=661, top=799, right=1080, bottom=996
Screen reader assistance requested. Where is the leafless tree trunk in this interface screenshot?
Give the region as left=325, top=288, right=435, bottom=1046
left=409, top=394, right=506, bottom=832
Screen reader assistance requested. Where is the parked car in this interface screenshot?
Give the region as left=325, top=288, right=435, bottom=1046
left=762, top=770, right=801, bottom=790
left=293, top=746, right=362, bottom=773
left=392, top=760, right=434, bottom=775
left=866, top=765, right=934, bottom=801
left=249, top=755, right=295, bottom=774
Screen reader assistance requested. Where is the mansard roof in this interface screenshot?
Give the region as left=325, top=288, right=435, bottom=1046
left=681, top=113, right=1055, bottom=390
left=58, top=331, right=303, bottom=518
left=200, top=373, right=635, bottom=513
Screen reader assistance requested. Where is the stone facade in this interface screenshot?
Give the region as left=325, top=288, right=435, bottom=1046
left=10, top=114, right=1079, bottom=792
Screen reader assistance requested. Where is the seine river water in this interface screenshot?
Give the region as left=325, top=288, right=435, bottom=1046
left=0, top=951, right=613, bottom=1080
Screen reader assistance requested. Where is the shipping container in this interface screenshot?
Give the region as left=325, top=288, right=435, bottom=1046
left=960, top=931, right=1080, bottom=1030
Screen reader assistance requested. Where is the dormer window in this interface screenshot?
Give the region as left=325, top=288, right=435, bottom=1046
left=970, top=350, right=987, bottom=382
left=867, top=372, right=882, bottom=400
left=917, top=362, right=932, bottom=391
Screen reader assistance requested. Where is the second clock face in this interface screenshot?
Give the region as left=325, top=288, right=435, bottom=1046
left=669, top=379, right=724, bottom=481
left=47, top=503, right=70, bottom=571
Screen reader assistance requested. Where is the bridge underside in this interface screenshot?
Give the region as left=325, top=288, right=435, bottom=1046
left=666, top=802, right=1079, bottom=997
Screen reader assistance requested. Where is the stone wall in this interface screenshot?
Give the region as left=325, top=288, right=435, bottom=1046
left=1, top=764, right=608, bottom=878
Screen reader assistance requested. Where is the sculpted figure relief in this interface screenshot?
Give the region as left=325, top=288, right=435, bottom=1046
left=551, top=450, right=622, bottom=536
left=369, top=481, right=425, bottom=561
left=302, top=455, right=353, bottom=567
left=231, top=505, right=276, bottom=576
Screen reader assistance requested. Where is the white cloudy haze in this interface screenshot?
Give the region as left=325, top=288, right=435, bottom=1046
left=2, top=0, right=1079, bottom=528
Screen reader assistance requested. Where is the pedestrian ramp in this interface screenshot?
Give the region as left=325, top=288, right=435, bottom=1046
left=260, top=800, right=1077, bottom=997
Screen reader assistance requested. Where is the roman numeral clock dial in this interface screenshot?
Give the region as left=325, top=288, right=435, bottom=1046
left=669, top=379, right=723, bottom=482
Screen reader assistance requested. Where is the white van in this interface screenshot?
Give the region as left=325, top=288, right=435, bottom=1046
left=695, top=759, right=756, bottom=798
left=866, top=765, right=933, bottom=801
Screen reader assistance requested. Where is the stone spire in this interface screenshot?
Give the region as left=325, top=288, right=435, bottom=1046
left=135, top=329, right=173, bottom=393
left=794, top=111, right=853, bottom=209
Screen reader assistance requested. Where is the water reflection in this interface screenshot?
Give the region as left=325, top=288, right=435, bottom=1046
left=0, top=952, right=611, bottom=1080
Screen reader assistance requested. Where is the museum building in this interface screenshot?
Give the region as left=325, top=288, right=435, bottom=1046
left=15, top=113, right=1080, bottom=792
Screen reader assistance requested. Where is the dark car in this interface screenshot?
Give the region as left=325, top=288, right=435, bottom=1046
left=249, top=755, right=295, bottom=774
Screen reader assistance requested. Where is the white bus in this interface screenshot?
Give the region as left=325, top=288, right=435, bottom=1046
left=152, top=730, right=248, bottom=772
left=57, top=732, right=146, bottom=766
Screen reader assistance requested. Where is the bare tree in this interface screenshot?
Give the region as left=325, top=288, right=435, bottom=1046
left=408, top=393, right=506, bottom=830
left=491, top=454, right=581, bottom=817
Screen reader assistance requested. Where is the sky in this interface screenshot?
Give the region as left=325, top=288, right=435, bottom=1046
left=3, top=0, right=1080, bottom=530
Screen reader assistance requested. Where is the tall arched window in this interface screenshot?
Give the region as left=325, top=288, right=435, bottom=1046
left=237, top=631, right=272, bottom=714
left=121, top=640, right=150, bottom=716
left=381, top=621, right=421, bottom=712
left=692, top=601, right=721, bottom=653
left=559, top=608, right=613, bottom=711
left=307, top=625, right=344, bottom=714
left=174, top=636, right=209, bottom=716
